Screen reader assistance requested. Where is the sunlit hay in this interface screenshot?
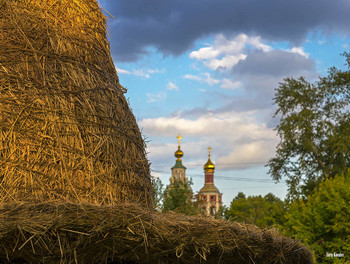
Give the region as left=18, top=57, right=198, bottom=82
left=0, top=0, right=152, bottom=206
left=0, top=202, right=314, bottom=264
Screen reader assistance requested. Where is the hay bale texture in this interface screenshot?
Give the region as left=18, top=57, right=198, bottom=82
left=0, top=0, right=152, bottom=205
left=0, top=202, right=314, bottom=264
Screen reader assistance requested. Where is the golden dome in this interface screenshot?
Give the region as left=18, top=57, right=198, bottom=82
left=204, top=146, right=215, bottom=171
left=174, top=147, right=183, bottom=160
left=204, top=158, right=215, bottom=171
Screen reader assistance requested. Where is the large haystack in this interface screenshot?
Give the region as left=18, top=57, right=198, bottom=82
left=0, top=202, right=314, bottom=264
left=0, top=0, right=152, bottom=205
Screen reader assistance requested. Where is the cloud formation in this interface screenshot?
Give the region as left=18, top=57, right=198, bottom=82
left=183, top=38, right=316, bottom=113
left=116, top=67, right=164, bottom=78
left=233, top=50, right=315, bottom=77
left=184, top=73, right=220, bottom=86
left=167, top=81, right=179, bottom=91
left=146, top=92, right=167, bottom=103
left=140, top=110, right=277, bottom=170
left=102, top=0, right=350, bottom=62
left=190, top=34, right=270, bottom=70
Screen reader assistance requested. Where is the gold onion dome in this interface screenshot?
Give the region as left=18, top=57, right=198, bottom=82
left=204, top=158, right=215, bottom=171
left=204, top=146, right=215, bottom=171
left=174, top=147, right=184, bottom=160
left=174, top=134, right=184, bottom=161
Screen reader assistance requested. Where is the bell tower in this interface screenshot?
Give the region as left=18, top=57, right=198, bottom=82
left=197, top=146, right=223, bottom=216
left=170, top=134, right=187, bottom=184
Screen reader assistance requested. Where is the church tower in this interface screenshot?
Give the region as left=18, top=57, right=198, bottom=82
left=169, top=134, right=188, bottom=184
left=197, top=147, right=222, bottom=216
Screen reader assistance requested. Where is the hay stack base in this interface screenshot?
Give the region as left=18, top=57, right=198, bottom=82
left=0, top=202, right=313, bottom=264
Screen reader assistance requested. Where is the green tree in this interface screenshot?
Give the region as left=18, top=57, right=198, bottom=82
left=283, top=172, right=350, bottom=264
left=214, top=205, right=228, bottom=219
left=224, top=192, right=285, bottom=228
left=268, top=52, right=350, bottom=200
left=151, top=177, right=164, bottom=210
left=162, top=179, right=201, bottom=215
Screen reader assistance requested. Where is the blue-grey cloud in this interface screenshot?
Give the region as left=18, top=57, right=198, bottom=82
left=180, top=49, right=317, bottom=119
left=100, top=0, right=350, bottom=62
left=233, top=50, right=315, bottom=77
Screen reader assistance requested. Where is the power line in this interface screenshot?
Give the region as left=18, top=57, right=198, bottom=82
left=220, top=185, right=285, bottom=191
left=151, top=169, right=274, bottom=183
left=151, top=161, right=268, bottom=168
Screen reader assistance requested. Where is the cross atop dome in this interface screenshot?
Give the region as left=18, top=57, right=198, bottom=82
left=177, top=134, right=183, bottom=147
left=208, top=146, right=212, bottom=157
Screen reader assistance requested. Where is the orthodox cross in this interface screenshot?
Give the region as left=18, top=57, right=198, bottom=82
left=176, top=134, right=183, bottom=146
left=208, top=146, right=212, bottom=157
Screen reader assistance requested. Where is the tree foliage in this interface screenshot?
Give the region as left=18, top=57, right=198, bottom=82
left=162, top=179, right=201, bottom=215
left=224, top=192, right=285, bottom=228
left=268, top=52, right=350, bottom=200
left=151, top=177, right=164, bottom=210
left=283, top=172, right=350, bottom=264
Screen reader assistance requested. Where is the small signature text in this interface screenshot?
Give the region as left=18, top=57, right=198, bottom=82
left=326, top=252, right=344, bottom=258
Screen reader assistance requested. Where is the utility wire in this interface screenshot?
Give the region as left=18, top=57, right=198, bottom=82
left=151, top=161, right=268, bottom=167
left=151, top=169, right=274, bottom=183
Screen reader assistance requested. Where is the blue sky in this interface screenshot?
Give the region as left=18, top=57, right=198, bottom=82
left=98, top=0, right=350, bottom=206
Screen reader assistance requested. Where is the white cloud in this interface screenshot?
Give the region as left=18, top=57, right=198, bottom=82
left=190, top=46, right=220, bottom=60
left=189, top=34, right=271, bottom=71
left=203, top=73, right=220, bottom=85
left=184, top=74, right=202, bottom=82
left=216, top=140, right=275, bottom=170
left=141, top=111, right=262, bottom=136
left=185, top=73, right=239, bottom=89
left=287, top=47, right=309, bottom=58
left=147, top=68, right=165, bottom=74
left=184, top=72, right=220, bottom=86
left=139, top=110, right=278, bottom=170
left=205, top=54, right=247, bottom=70
left=146, top=92, right=167, bottom=103
left=247, top=36, right=271, bottom=52
left=116, top=68, right=130, bottom=74
left=167, top=81, right=179, bottom=91
left=220, top=79, right=241, bottom=90
left=151, top=171, right=162, bottom=178
left=116, top=67, right=164, bottom=78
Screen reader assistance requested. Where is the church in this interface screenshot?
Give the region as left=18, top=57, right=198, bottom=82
left=169, top=134, right=223, bottom=216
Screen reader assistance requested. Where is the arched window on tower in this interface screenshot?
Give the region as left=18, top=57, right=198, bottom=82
left=210, top=206, right=216, bottom=216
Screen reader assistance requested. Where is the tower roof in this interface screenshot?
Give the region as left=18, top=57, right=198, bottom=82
left=171, top=160, right=187, bottom=169
left=199, top=183, right=220, bottom=193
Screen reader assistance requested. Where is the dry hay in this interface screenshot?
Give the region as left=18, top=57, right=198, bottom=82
left=0, top=202, right=314, bottom=264
left=0, top=0, right=152, bottom=205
